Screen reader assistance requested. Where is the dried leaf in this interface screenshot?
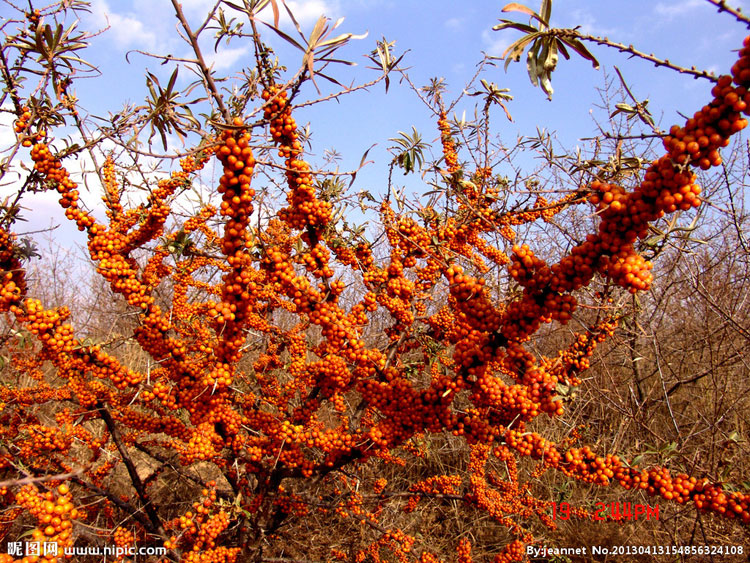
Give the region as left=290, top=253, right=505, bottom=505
left=501, top=2, right=545, bottom=26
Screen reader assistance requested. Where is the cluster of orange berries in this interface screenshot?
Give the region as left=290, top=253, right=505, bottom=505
left=601, top=246, right=653, bottom=292
left=553, top=319, right=616, bottom=378
left=0, top=270, right=22, bottom=311
left=665, top=76, right=745, bottom=169
left=113, top=525, right=135, bottom=551
left=617, top=466, right=750, bottom=523
left=493, top=539, right=528, bottom=563
left=14, top=105, right=32, bottom=134
left=182, top=204, right=217, bottom=237
left=10, top=299, right=76, bottom=355
left=468, top=233, right=510, bottom=268
left=273, top=488, right=309, bottom=518
left=355, top=528, right=415, bottom=563
left=178, top=422, right=222, bottom=464
left=437, top=110, right=460, bottom=174
left=508, top=244, right=549, bottom=292
left=263, top=86, right=332, bottom=231
left=25, top=8, right=41, bottom=25
left=309, top=354, right=352, bottom=398
left=463, top=444, right=540, bottom=556
left=100, top=156, right=123, bottom=220
left=30, top=143, right=91, bottom=230
left=17, top=423, right=73, bottom=460
left=15, top=483, right=77, bottom=558
left=297, top=243, right=333, bottom=278
left=165, top=483, right=240, bottom=563
left=216, top=121, right=255, bottom=237
left=393, top=216, right=430, bottom=258
left=403, top=474, right=462, bottom=512
left=456, top=537, right=472, bottom=563
left=180, top=143, right=217, bottom=174
left=445, top=265, right=502, bottom=333
left=0, top=229, right=26, bottom=312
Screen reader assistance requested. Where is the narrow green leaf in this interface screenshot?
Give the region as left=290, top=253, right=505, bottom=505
left=561, top=37, right=600, bottom=69
left=556, top=38, right=570, bottom=60
left=167, top=67, right=179, bottom=93
left=492, top=21, right=538, bottom=34
left=258, top=20, right=304, bottom=51
left=281, top=0, right=303, bottom=36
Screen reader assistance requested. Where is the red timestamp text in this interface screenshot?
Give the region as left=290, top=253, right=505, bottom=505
left=549, top=501, right=660, bottom=521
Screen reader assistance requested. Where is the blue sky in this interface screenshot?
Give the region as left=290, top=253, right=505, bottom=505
left=2, top=0, right=749, bottom=249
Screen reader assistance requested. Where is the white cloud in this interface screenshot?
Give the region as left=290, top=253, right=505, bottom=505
left=88, top=0, right=162, bottom=51
left=286, top=0, right=340, bottom=25
left=0, top=108, right=98, bottom=237
left=152, top=0, right=340, bottom=27
left=445, top=17, right=464, bottom=31
left=564, top=9, right=618, bottom=37
left=256, top=0, right=341, bottom=27
left=204, top=45, right=252, bottom=72
left=177, top=0, right=225, bottom=14
left=653, top=0, right=703, bottom=19
left=567, top=9, right=597, bottom=35
left=481, top=29, right=511, bottom=58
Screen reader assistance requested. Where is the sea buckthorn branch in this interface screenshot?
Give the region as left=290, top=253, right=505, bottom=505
left=264, top=85, right=332, bottom=236
left=170, top=0, right=232, bottom=123
left=487, top=52, right=750, bottom=358
left=204, top=121, right=259, bottom=395
left=438, top=110, right=462, bottom=175
left=2, top=5, right=750, bottom=561
left=478, top=444, right=545, bottom=520
left=26, top=138, right=192, bottom=377
left=500, top=428, right=750, bottom=525
left=706, top=0, right=750, bottom=26
left=0, top=45, right=25, bottom=113
left=95, top=402, right=167, bottom=537
left=499, top=88, right=731, bottom=348
left=5, top=459, right=157, bottom=546
left=0, top=229, right=27, bottom=311
left=134, top=442, right=236, bottom=501
left=241, top=85, right=433, bottom=485
left=0, top=136, right=226, bottom=550
left=67, top=476, right=178, bottom=554
left=367, top=34, right=750, bottom=552
left=547, top=29, right=718, bottom=82
left=0, top=254, right=144, bottom=407
left=0, top=467, right=86, bottom=489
